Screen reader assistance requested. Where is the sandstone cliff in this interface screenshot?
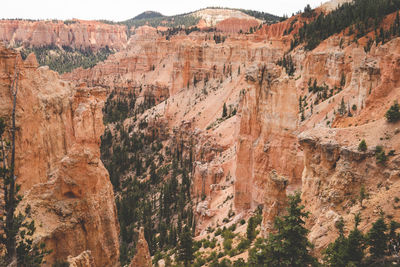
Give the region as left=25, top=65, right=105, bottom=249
left=0, top=19, right=128, bottom=50
left=0, top=45, right=119, bottom=266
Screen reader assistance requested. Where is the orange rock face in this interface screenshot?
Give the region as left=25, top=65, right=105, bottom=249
left=0, top=45, right=119, bottom=266
left=261, top=170, right=288, bottom=237
left=129, top=227, right=152, bottom=267
left=216, top=18, right=260, bottom=33
left=67, top=250, right=96, bottom=267
left=0, top=19, right=128, bottom=50
left=234, top=64, right=303, bottom=210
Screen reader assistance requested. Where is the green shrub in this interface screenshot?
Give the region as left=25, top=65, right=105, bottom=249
left=223, top=238, right=233, bottom=251
left=385, top=101, right=400, bottom=122
left=375, top=146, right=387, bottom=164
left=236, top=237, right=251, bottom=252
left=358, top=139, right=367, bottom=152
left=214, top=228, right=222, bottom=236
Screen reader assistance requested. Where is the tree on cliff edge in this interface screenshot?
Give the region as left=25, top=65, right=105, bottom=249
left=0, top=61, right=48, bottom=266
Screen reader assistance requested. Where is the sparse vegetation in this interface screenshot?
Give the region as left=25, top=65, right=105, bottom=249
left=277, top=54, right=295, bottom=76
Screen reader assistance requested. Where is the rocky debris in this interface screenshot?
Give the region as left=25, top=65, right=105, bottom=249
left=129, top=227, right=152, bottom=267
left=67, top=251, right=96, bottom=267
left=196, top=200, right=216, bottom=218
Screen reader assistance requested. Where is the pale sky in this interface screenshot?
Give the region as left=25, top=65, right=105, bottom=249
left=3, top=0, right=325, bottom=21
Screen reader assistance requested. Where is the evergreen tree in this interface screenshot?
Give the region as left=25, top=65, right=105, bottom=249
left=249, top=192, right=317, bottom=267
left=358, top=139, right=367, bottom=152
left=338, top=97, right=346, bottom=115
left=246, top=216, right=257, bottom=241
left=385, top=101, right=400, bottom=122
left=323, top=213, right=365, bottom=267
left=346, top=213, right=365, bottom=265
left=367, top=216, right=388, bottom=262
left=222, top=103, right=228, bottom=118
left=178, top=225, right=194, bottom=266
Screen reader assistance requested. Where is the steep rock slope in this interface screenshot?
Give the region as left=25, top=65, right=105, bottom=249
left=0, top=45, right=119, bottom=266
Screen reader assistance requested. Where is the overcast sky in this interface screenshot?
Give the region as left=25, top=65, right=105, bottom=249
left=3, top=0, right=325, bottom=21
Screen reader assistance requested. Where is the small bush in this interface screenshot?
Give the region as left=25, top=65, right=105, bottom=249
left=214, top=228, right=222, bottom=236
left=223, top=238, right=233, bottom=251
left=236, top=237, right=251, bottom=252
left=385, top=101, right=400, bottom=122
left=358, top=139, right=367, bottom=152
left=376, top=150, right=387, bottom=164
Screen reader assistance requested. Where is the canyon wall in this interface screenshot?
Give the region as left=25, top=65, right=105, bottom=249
left=1, top=7, right=399, bottom=263
left=296, top=36, right=400, bottom=251
left=0, top=45, right=119, bottom=266
left=62, top=17, right=400, bottom=253
left=63, top=29, right=306, bottom=232
left=0, top=19, right=128, bottom=50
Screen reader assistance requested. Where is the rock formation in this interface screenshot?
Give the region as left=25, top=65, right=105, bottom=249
left=0, top=19, right=128, bottom=50
left=129, top=227, right=152, bottom=267
left=192, top=8, right=262, bottom=27
left=0, top=44, right=119, bottom=266
left=67, top=251, right=96, bottom=267
left=261, top=170, right=288, bottom=237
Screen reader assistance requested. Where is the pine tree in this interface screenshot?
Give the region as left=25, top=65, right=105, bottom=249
left=358, top=139, right=367, bottom=152
left=246, top=216, right=256, bottom=241
left=222, top=103, right=228, bottom=118
left=338, top=97, right=346, bottom=115
left=385, top=101, right=400, bottom=122
left=367, top=216, right=388, bottom=262
left=249, top=192, right=317, bottom=267
left=178, top=225, right=194, bottom=266
left=324, top=213, right=365, bottom=266
left=346, top=213, right=365, bottom=265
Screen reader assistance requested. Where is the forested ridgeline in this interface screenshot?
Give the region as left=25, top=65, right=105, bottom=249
left=291, top=0, right=400, bottom=51
left=19, top=45, right=114, bottom=74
